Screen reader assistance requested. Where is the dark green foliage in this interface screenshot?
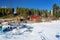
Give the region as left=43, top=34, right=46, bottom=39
left=0, top=3, right=60, bottom=19
left=53, top=3, right=60, bottom=18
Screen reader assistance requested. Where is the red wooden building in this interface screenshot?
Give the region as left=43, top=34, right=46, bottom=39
left=30, top=16, right=41, bottom=22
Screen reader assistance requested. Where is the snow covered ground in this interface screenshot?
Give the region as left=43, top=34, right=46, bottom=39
left=0, top=20, right=60, bottom=40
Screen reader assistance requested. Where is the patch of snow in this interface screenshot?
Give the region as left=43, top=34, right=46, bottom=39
left=0, top=20, right=60, bottom=40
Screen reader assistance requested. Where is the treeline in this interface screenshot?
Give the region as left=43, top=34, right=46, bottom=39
left=53, top=4, right=60, bottom=18
left=0, top=3, right=60, bottom=19
left=0, top=8, right=14, bottom=16
left=16, top=8, right=50, bottom=18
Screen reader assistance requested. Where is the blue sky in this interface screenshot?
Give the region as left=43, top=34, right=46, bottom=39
left=0, top=0, right=60, bottom=11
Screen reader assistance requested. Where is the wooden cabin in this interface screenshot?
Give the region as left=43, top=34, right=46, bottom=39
left=30, top=16, right=41, bottom=23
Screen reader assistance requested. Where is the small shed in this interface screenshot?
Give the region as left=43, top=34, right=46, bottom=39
left=30, top=16, right=41, bottom=22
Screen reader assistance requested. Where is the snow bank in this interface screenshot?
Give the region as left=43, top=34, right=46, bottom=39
left=0, top=20, right=60, bottom=40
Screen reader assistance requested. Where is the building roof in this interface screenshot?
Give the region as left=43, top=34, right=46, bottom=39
left=30, top=16, right=39, bottom=19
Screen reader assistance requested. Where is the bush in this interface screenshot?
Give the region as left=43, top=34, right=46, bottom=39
left=3, top=16, right=8, bottom=19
